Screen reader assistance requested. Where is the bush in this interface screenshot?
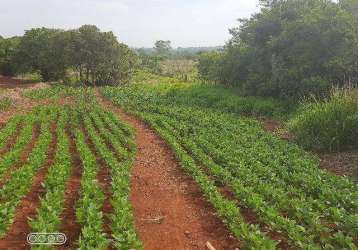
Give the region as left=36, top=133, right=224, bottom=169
left=0, top=97, right=12, bottom=111
left=288, top=87, right=358, bottom=151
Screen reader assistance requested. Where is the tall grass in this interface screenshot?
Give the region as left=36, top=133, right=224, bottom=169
left=0, top=97, right=12, bottom=111
left=289, top=87, right=358, bottom=151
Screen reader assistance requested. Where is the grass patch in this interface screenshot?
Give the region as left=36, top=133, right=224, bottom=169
left=288, top=87, right=358, bottom=152
left=0, top=97, right=12, bottom=111
left=130, top=70, right=294, bottom=119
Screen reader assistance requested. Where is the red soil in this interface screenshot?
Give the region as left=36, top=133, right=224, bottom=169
left=0, top=75, right=38, bottom=88
left=97, top=92, right=240, bottom=250
left=0, top=121, right=57, bottom=249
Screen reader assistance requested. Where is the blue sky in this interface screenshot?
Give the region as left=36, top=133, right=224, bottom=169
left=0, top=0, right=260, bottom=47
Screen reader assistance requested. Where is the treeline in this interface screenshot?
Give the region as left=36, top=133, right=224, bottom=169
left=198, top=0, right=358, bottom=98
left=0, top=25, right=137, bottom=85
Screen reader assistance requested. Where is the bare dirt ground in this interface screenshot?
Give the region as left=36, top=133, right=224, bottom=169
left=97, top=91, right=240, bottom=250
left=260, top=118, right=358, bottom=180
left=0, top=75, right=50, bottom=124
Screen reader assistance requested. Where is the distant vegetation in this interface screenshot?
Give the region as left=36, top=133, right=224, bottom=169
left=135, top=41, right=201, bottom=81
left=198, top=0, right=358, bottom=99
left=0, top=25, right=137, bottom=85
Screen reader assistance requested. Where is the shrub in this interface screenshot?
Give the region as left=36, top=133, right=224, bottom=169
left=0, top=97, right=12, bottom=111
left=288, top=87, right=358, bottom=151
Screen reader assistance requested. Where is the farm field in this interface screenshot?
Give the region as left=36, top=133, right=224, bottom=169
left=0, top=87, right=142, bottom=249
left=1, top=0, right=358, bottom=249
left=2, top=81, right=355, bottom=249
left=100, top=83, right=358, bottom=249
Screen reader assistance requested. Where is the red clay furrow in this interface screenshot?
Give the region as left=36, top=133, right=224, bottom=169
left=57, top=127, right=82, bottom=250
left=0, top=120, right=57, bottom=249
left=97, top=93, right=240, bottom=250
left=0, top=121, right=23, bottom=157
left=0, top=123, right=40, bottom=188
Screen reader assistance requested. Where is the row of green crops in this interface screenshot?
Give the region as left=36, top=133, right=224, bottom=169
left=0, top=106, right=58, bottom=236
left=0, top=115, right=22, bottom=149
left=22, top=85, right=95, bottom=102
left=0, top=112, right=36, bottom=178
left=101, top=85, right=358, bottom=249
left=71, top=102, right=141, bottom=249
left=29, top=107, right=72, bottom=242
left=0, top=92, right=141, bottom=248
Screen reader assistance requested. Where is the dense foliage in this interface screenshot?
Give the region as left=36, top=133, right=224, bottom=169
left=0, top=36, right=20, bottom=76
left=198, top=0, right=358, bottom=99
left=289, top=87, right=358, bottom=151
left=0, top=25, right=137, bottom=85
left=101, top=83, right=358, bottom=249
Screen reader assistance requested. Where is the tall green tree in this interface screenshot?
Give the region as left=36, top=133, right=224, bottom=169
left=199, top=0, right=358, bottom=98
left=0, top=37, right=20, bottom=76
left=154, top=40, right=172, bottom=55
left=15, top=28, right=68, bottom=81
left=67, top=25, right=138, bottom=85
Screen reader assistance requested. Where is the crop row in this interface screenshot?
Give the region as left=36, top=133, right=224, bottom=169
left=0, top=106, right=58, bottom=236
left=29, top=107, right=72, bottom=242
left=0, top=113, right=36, bottom=178
left=85, top=108, right=141, bottom=249
left=0, top=115, right=22, bottom=150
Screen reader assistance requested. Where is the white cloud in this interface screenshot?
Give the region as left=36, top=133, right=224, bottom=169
left=0, top=0, right=260, bottom=47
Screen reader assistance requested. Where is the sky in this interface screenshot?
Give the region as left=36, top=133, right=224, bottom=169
left=0, top=0, right=260, bottom=48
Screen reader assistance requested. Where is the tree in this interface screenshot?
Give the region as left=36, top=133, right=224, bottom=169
left=199, top=0, right=358, bottom=99
left=6, top=25, right=137, bottom=85
left=67, top=25, right=138, bottom=86
left=14, top=28, right=68, bottom=81
left=154, top=40, right=172, bottom=55
left=0, top=37, right=20, bottom=76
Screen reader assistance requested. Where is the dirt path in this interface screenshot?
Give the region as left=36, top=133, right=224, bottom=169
left=96, top=91, right=240, bottom=250
left=0, top=76, right=50, bottom=124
